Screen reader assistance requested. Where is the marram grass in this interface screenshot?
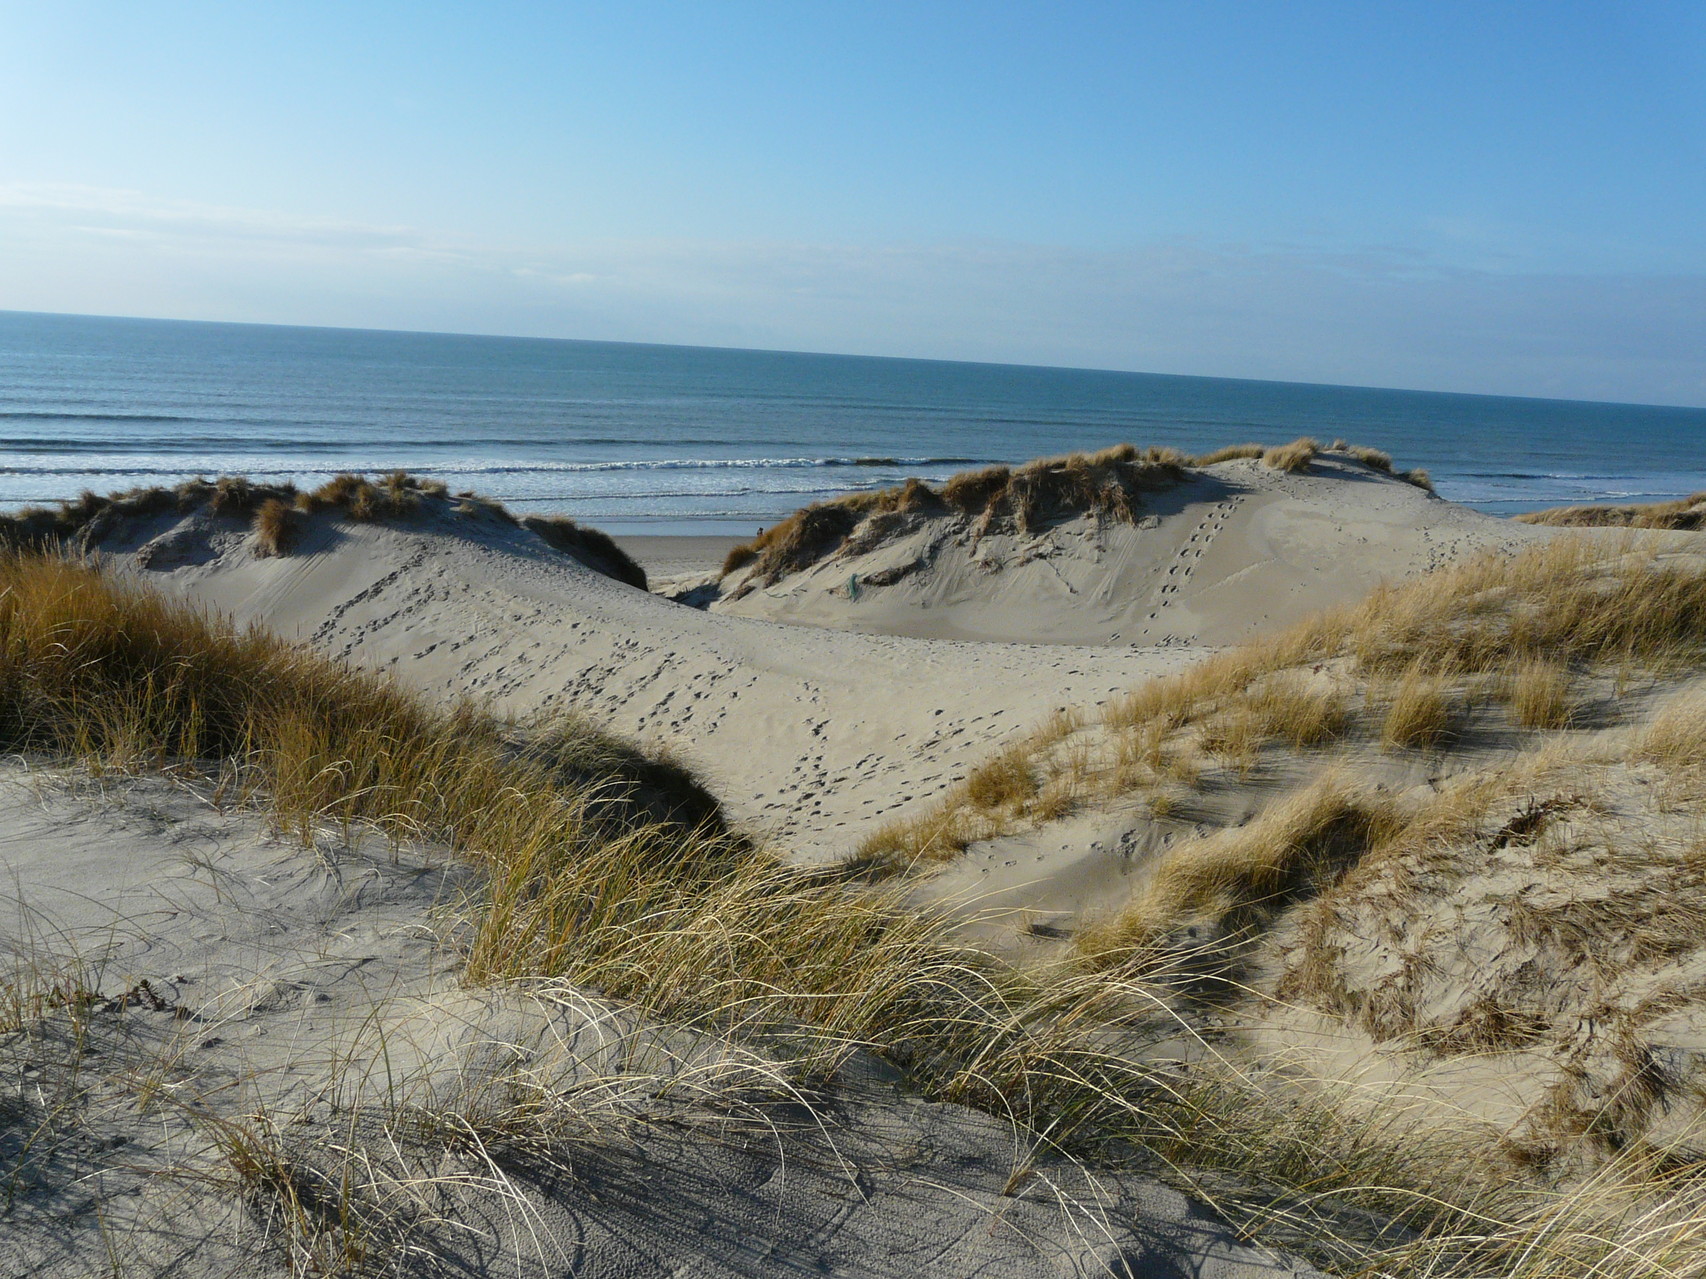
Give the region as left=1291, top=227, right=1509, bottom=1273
left=6, top=549, right=1706, bottom=1276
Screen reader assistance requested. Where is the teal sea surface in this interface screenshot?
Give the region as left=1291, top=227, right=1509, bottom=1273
left=2, top=310, right=1702, bottom=535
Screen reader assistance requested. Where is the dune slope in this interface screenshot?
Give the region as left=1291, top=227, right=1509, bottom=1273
left=93, top=490, right=1196, bottom=858
left=709, top=451, right=1539, bottom=646
left=0, top=764, right=1318, bottom=1279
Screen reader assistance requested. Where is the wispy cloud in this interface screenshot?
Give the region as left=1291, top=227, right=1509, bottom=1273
left=2, top=184, right=1703, bottom=406
left=0, top=182, right=431, bottom=252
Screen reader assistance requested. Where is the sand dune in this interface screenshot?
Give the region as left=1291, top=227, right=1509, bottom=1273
left=82, top=461, right=1534, bottom=861
left=0, top=764, right=1318, bottom=1279
left=88, top=491, right=1195, bottom=859
left=708, top=452, right=1541, bottom=646
left=13, top=458, right=1703, bottom=1274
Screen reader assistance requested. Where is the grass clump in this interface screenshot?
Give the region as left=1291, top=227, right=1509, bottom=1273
left=1262, top=437, right=1320, bottom=473
left=1503, top=657, right=1576, bottom=729
left=1379, top=662, right=1457, bottom=750
left=1079, top=775, right=1399, bottom=969
left=522, top=515, right=647, bottom=590
left=253, top=497, right=302, bottom=558
left=1637, top=688, right=1706, bottom=770
left=1192, top=442, right=1267, bottom=465
left=298, top=470, right=442, bottom=522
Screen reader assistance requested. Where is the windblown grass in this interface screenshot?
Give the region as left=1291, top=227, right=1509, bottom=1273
left=1078, top=774, right=1399, bottom=967
left=1637, top=687, right=1706, bottom=771
left=253, top=497, right=301, bottom=558
left=10, top=548, right=1706, bottom=1274
left=1379, top=662, right=1456, bottom=750
left=1504, top=656, right=1577, bottom=729
left=864, top=535, right=1706, bottom=865
left=1263, top=437, right=1320, bottom=473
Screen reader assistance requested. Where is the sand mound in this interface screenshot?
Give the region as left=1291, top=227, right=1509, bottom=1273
left=2, top=471, right=650, bottom=590
left=707, top=445, right=1527, bottom=645
left=0, top=763, right=1318, bottom=1279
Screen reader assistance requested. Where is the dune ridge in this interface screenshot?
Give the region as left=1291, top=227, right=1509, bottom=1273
left=706, top=440, right=1501, bottom=646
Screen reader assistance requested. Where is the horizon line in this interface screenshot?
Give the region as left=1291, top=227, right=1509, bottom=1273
left=6, top=306, right=1703, bottom=417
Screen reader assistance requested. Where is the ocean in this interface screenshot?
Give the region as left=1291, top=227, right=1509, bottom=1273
left=3, top=309, right=1702, bottom=536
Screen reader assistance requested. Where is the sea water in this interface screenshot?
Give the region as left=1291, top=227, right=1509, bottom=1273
left=2, top=309, right=1702, bottom=536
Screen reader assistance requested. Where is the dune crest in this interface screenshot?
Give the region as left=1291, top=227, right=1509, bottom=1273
left=707, top=443, right=1522, bottom=645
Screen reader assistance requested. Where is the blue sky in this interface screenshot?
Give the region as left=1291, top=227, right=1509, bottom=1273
left=2, top=1, right=1703, bottom=404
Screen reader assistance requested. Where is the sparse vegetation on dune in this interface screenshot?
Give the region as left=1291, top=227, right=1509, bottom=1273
left=1077, top=774, right=1400, bottom=970
left=522, top=513, right=648, bottom=590
left=10, top=547, right=1706, bottom=1274
left=1516, top=491, right=1706, bottom=530
left=719, top=437, right=1433, bottom=583
left=858, top=529, right=1706, bottom=1214
left=724, top=445, right=1187, bottom=585
left=0, top=470, right=650, bottom=588
left=865, top=534, right=1706, bottom=865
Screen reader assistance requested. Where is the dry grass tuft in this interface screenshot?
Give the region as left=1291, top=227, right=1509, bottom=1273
left=1380, top=663, right=1457, bottom=750
left=299, top=471, right=422, bottom=522
left=1079, top=774, right=1399, bottom=965
left=253, top=497, right=301, bottom=558
left=1502, top=657, right=1576, bottom=729
left=1339, top=444, right=1394, bottom=472
left=521, top=515, right=647, bottom=590
left=1637, top=689, right=1706, bottom=770
left=1192, top=442, right=1266, bottom=465
left=1398, top=466, right=1434, bottom=491
left=1237, top=671, right=1350, bottom=747
left=1262, top=437, right=1320, bottom=473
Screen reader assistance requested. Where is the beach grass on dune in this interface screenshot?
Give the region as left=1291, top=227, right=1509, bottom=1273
left=0, top=470, right=651, bottom=591
left=1516, top=491, right=1706, bottom=531
left=862, top=534, right=1706, bottom=868
left=9, top=547, right=1706, bottom=1274
left=718, top=437, right=1433, bottom=585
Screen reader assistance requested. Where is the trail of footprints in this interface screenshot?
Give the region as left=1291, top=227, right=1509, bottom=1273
left=1143, top=494, right=1244, bottom=638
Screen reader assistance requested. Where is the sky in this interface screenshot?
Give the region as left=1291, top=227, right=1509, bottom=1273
left=1, top=1, right=1703, bottom=405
